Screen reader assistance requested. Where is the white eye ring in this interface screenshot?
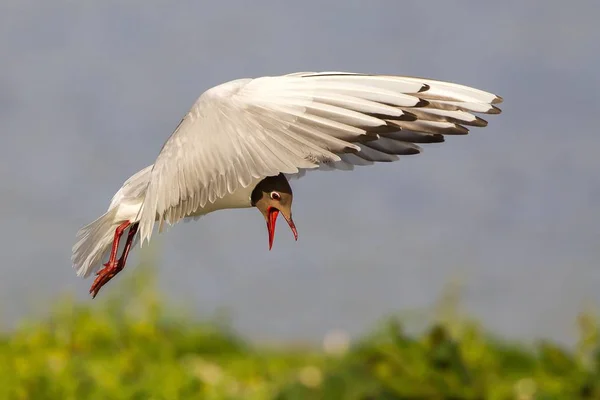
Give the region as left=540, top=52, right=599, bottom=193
left=270, top=191, right=281, bottom=200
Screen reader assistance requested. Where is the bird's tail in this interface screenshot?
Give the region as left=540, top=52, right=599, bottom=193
left=71, top=207, right=120, bottom=278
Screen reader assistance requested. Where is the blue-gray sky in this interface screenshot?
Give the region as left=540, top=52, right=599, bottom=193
left=1, top=1, right=599, bottom=345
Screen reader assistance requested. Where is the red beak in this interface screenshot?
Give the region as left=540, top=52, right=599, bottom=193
left=267, top=207, right=298, bottom=250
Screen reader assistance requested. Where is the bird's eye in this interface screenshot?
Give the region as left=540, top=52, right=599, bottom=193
left=270, top=191, right=281, bottom=201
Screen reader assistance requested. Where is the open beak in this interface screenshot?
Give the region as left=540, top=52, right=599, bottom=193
left=266, top=207, right=298, bottom=250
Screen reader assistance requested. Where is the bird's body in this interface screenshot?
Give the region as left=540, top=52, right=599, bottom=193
left=113, top=171, right=262, bottom=224
left=72, top=71, right=503, bottom=297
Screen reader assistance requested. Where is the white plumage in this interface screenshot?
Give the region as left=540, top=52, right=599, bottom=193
left=72, top=71, right=502, bottom=280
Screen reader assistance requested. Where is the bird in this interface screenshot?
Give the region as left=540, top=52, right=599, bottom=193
left=71, top=71, right=503, bottom=298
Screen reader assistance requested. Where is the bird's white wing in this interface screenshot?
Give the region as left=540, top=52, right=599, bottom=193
left=137, top=72, right=502, bottom=244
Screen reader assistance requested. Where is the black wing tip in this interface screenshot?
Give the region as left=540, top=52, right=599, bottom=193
left=492, top=95, right=503, bottom=104
left=414, top=98, right=430, bottom=108
left=473, top=117, right=488, bottom=127
left=430, top=133, right=445, bottom=143
left=399, top=111, right=418, bottom=121
left=445, top=124, right=470, bottom=135
left=488, top=105, right=502, bottom=115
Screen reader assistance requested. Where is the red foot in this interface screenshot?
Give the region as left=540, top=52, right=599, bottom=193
left=89, top=221, right=139, bottom=298
left=89, top=260, right=123, bottom=298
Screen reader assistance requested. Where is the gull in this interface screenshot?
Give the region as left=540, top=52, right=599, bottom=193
left=71, top=71, right=503, bottom=297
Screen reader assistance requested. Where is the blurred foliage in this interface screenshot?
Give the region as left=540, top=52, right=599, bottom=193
left=1, top=265, right=599, bottom=400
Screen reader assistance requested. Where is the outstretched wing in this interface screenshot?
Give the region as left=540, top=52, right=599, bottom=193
left=137, top=72, right=502, bottom=244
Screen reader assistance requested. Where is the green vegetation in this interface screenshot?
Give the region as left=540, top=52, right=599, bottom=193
left=1, top=265, right=599, bottom=399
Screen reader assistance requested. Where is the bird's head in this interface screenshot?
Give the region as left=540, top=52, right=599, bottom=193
left=251, top=173, right=298, bottom=250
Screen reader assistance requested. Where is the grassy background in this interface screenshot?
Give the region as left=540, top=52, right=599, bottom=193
left=2, top=264, right=599, bottom=400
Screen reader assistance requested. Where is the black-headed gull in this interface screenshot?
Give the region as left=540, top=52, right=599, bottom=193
left=72, top=71, right=503, bottom=297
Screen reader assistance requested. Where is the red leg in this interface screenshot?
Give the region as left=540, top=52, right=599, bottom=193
left=89, top=221, right=134, bottom=298
left=118, top=222, right=139, bottom=271
left=107, top=221, right=131, bottom=268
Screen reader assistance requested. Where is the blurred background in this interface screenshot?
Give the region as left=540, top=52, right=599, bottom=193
left=3, top=1, right=600, bottom=397
left=1, top=0, right=599, bottom=364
